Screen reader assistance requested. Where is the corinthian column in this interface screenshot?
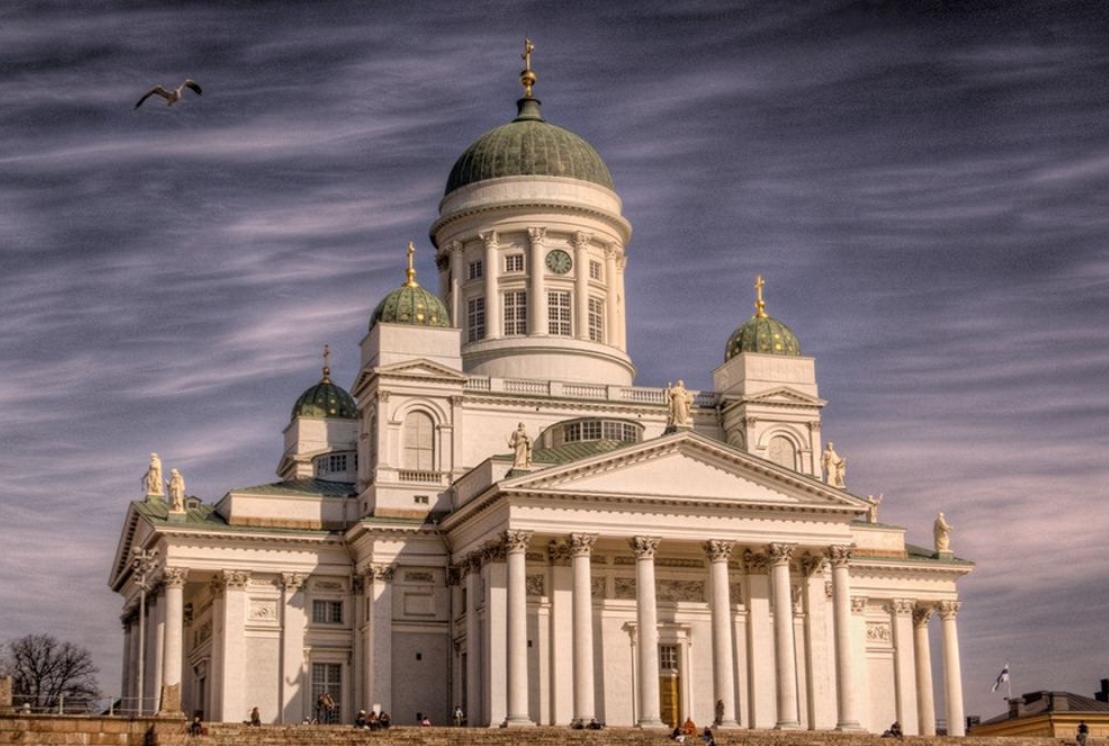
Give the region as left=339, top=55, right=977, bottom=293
left=504, top=530, right=535, bottom=726
left=569, top=533, right=598, bottom=723
left=827, top=546, right=861, bottom=730
left=913, top=605, right=936, bottom=735
left=938, top=600, right=965, bottom=736
left=768, top=543, right=800, bottom=729
left=632, top=536, right=666, bottom=728
left=158, top=567, right=188, bottom=716
left=705, top=540, right=738, bottom=728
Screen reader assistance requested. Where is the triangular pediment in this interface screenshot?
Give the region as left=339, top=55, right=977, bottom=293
left=735, top=386, right=825, bottom=407
left=356, top=358, right=467, bottom=390
left=505, top=431, right=863, bottom=513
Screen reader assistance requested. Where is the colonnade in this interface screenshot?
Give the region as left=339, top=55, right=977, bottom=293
left=453, top=531, right=966, bottom=734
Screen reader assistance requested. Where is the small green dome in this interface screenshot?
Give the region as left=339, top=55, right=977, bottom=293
left=370, top=283, right=449, bottom=328
left=726, top=314, right=802, bottom=360
left=370, top=243, right=451, bottom=329
left=445, top=97, right=615, bottom=195
left=292, top=377, right=356, bottom=420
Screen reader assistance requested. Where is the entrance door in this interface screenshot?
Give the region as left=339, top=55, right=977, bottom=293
left=659, top=644, right=681, bottom=728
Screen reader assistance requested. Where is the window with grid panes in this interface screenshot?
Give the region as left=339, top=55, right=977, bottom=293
left=313, top=600, right=343, bottom=624
left=467, top=260, right=482, bottom=280
left=547, top=291, right=571, bottom=336
left=589, top=260, right=602, bottom=280
left=503, top=291, right=527, bottom=335
left=588, top=297, right=604, bottom=342
left=467, top=297, right=485, bottom=342
left=505, top=254, right=524, bottom=273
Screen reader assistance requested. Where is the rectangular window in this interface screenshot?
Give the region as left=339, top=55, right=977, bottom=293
left=588, top=297, right=604, bottom=342
left=547, top=291, right=571, bottom=336
left=503, top=291, right=527, bottom=335
left=590, top=260, right=602, bottom=280
left=312, top=600, right=343, bottom=624
left=660, top=644, right=678, bottom=671
left=468, top=260, right=483, bottom=280
left=602, top=421, right=637, bottom=441
left=505, top=254, right=524, bottom=273
left=467, top=297, right=485, bottom=342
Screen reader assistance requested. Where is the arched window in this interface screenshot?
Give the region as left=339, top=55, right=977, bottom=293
left=403, top=411, right=435, bottom=471
left=767, top=435, right=797, bottom=471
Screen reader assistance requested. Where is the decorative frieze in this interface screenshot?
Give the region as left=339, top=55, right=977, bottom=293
left=730, top=582, right=744, bottom=604
left=614, top=577, right=636, bottom=600
left=249, top=600, right=278, bottom=622
left=526, top=574, right=545, bottom=596
left=657, top=579, right=705, bottom=603
left=404, top=571, right=434, bottom=583
left=591, top=576, right=606, bottom=599
left=867, top=622, right=892, bottom=644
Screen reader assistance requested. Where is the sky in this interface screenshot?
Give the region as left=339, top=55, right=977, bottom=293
left=2, top=0, right=1108, bottom=724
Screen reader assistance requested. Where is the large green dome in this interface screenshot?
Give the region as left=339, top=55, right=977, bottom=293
left=292, top=374, right=356, bottom=420
left=445, top=97, right=615, bottom=195
left=726, top=314, right=802, bottom=360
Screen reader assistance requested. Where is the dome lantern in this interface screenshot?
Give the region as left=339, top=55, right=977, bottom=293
left=370, top=242, right=450, bottom=329
left=725, top=275, right=802, bottom=360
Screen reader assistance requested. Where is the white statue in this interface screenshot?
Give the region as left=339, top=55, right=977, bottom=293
left=143, top=452, right=164, bottom=496
left=822, top=442, right=847, bottom=488
left=865, top=494, right=883, bottom=524
left=508, top=423, right=531, bottom=468
left=167, top=468, right=186, bottom=513
left=934, top=512, right=953, bottom=553
left=667, top=380, right=694, bottom=427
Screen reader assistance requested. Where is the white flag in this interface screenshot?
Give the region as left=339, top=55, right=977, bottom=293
left=992, top=663, right=1010, bottom=692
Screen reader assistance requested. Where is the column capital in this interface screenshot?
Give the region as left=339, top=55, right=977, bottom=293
left=850, top=596, right=868, bottom=614
left=483, top=537, right=507, bottom=563
left=799, top=551, right=827, bottom=576
left=886, top=598, right=915, bottom=616
left=568, top=532, right=598, bottom=557
left=937, top=599, right=961, bottom=620
left=162, top=567, right=188, bottom=589
left=703, top=539, right=734, bottom=563
left=479, top=230, right=499, bottom=249
left=742, top=548, right=769, bottom=574
left=527, top=226, right=547, bottom=245
left=913, top=604, right=935, bottom=627
left=503, top=529, right=533, bottom=554
left=825, top=544, right=853, bottom=567
left=219, top=569, right=250, bottom=590
left=467, top=550, right=484, bottom=573
left=768, top=542, right=796, bottom=565
left=547, top=539, right=572, bottom=566
left=365, top=563, right=395, bottom=582
left=280, top=572, right=307, bottom=592
left=572, top=231, right=592, bottom=249
left=629, top=535, right=660, bottom=559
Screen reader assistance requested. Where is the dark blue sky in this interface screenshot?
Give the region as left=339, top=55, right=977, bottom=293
left=2, top=0, right=1108, bottom=721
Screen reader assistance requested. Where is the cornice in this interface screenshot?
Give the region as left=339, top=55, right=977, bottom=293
left=430, top=198, right=632, bottom=247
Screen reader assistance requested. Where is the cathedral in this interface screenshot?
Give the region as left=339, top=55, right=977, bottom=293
left=109, top=44, right=972, bottom=734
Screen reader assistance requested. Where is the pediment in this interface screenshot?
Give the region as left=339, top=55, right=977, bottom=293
left=506, top=432, right=863, bottom=512
left=359, top=359, right=467, bottom=387
left=732, top=386, right=825, bottom=407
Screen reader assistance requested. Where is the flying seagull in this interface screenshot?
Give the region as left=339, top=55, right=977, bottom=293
left=135, top=79, right=202, bottom=109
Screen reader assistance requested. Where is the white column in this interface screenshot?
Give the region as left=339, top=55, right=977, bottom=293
left=939, top=601, right=965, bottom=736
left=888, top=599, right=919, bottom=734
left=570, top=533, right=598, bottom=723
left=280, top=573, right=307, bottom=723
left=744, top=551, right=774, bottom=728
left=913, top=605, right=936, bottom=736
left=631, top=536, right=666, bottom=729
left=504, top=530, right=534, bottom=726
left=218, top=570, right=250, bottom=722
left=208, top=579, right=225, bottom=720
left=465, top=555, right=483, bottom=725
left=447, top=240, right=464, bottom=324
left=483, top=545, right=507, bottom=726
left=768, top=543, right=800, bottom=729
left=159, top=568, right=187, bottom=715
left=527, top=227, right=547, bottom=336
left=604, top=247, right=620, bottom=349
left=548, top=543, right=573, bottom=725
left=573, top=232, right=590, bottom=341
left=121, top=617, right=134, bottom=714
left=801, top=555, right=833, bottom=729
left=368, top=565, right=395, bottom=716
left=827, top=546, right=861, bottom=731
left=705, top=541, right=739, bottom=728
left=481, top=231, right=500, bottom=340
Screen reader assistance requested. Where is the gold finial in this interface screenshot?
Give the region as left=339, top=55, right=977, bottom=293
left=754, top=275, right=767, bottom=318
left=321, top=344, right=332, bottom=383
left=405, top=241, right=419, bottom=287
left=519, top=37, right=537, bottom=98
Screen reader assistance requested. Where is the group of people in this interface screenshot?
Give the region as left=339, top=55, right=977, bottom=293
left=353, top=709, right=392, bottom=729
left=670, top=717, right=714, bottom=746
left=569, top=717, right=604, bottom=730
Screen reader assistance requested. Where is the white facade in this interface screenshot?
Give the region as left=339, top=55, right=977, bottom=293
left=109, top=60, right=972, bottom=734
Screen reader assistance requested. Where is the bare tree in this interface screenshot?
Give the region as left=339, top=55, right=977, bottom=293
left=0, top=634, right=100, bottom=711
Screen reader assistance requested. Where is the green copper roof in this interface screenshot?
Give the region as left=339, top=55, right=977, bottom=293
left=292, top=378, right=356, bottom=419
left=370, top=283, right=450, bottom=329
left=529, top=439, right=633, bottom=465
left=445, top=98, right=615, bottom=195
left=725, top=314, right=802, bottom=360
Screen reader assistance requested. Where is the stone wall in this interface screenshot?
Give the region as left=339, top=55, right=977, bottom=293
left=0, top=714, right=186, bottom=746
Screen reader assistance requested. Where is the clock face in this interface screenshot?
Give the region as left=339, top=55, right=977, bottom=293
left=545, top=249, right=573, bottom=274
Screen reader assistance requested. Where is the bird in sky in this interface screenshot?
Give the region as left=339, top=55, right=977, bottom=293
left=135, top=79, right=202, bottom=109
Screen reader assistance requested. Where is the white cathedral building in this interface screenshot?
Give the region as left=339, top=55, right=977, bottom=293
left=109, top=45, right=972, bottom=734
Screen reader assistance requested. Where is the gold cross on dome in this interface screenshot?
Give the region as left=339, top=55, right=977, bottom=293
left=755, top=275, right=767, bottom=318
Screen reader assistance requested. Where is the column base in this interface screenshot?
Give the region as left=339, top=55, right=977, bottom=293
left=835, top=722, right=865, bottom=732
left=715, top=719, right=741, bottom=729
left=502, top=717, right=536, bottom=728
left=636, top=719, right=670, bottom=730
left=775, top=721, right=801, bottom=730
